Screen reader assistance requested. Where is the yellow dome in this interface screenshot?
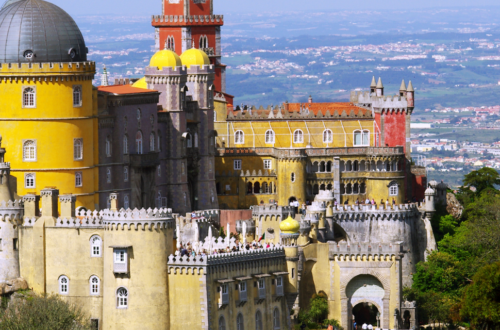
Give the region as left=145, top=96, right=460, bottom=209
left=132, top=77, right=147, bottom=89
left=149, top=49, right=182, bottom=70
left=279, top=215, right=300, bottom=234
left=180, top=48, right=210, bottom=68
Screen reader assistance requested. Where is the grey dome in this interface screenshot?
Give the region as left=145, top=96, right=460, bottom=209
left=0, top=0, right=87, bottom=63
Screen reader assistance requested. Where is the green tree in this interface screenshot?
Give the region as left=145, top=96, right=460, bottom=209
left=0, top=293, right=91, bottom=330
left=462, top=167, right=500, bottom=194
left=461, top=262, right=500, bottom=329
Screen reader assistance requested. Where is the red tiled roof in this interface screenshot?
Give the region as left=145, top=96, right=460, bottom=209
left=97, top=85, right=158, bottom=95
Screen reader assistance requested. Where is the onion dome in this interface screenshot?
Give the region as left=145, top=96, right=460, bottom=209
left=0, top=0, right=87, bottom=63
left=149, top=49, right=182, bottom=70
left=132, top=77, right=147, bottom=89
left=180, top=48, right=210, bottom=69
left=279, top=214, right=300, bottom=234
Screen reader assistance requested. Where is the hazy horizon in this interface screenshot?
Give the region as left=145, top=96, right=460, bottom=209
left=27, top=0, right=500, bottom=16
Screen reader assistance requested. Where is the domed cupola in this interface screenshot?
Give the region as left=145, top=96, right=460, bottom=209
left=0, top=0, right=88, bottom=63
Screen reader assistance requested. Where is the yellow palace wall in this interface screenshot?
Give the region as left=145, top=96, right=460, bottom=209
left=0, top=62, right=98, bottom=209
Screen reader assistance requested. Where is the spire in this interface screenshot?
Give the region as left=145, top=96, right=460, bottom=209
left=101, top=65, right=108, bottom=86
left=192, top=40, right=195, bottom=49
left=400, top=79, right=407, bottom=91
left=370, top=76, right=376, bottom=88
left=376, top=77, right=383, bottom=89
left=407, top=80, right=414, bottom=92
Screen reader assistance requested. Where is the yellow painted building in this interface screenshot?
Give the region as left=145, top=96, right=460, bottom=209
left=214, top=98, right=408, bottom=209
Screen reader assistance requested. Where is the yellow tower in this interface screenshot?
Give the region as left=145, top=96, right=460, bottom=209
left=0, top=0, right=98, bottom=209
left=277, top=158, right=306, bottom=206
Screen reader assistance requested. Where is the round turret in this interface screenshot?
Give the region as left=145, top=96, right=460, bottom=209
left=425, top=185, right=436, bottom=213
left=180, top=48, right=210, bottom=69
left=149, top=49, right=182, bottom=70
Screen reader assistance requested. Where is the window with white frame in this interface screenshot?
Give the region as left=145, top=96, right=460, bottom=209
left=124, top=195, right=130, bottom=209
left=116, top=287, right=128, bottom=308
left=115, top=249, right=126, bottom=263
left=106, top=136, right=112, bottom=157
left=149, top=132, right=155, bottom=152
left=23, top=140, right=36, bottom=161
left=265, top=130, right=275, bottom=144
left=323, top=129, right=333, bottom=143
left=59, top=276, right=69, bottom=295
left=218, top=316, right=226, bottom=330
left=124, top=167, right=129, bottom=182
left=236, top=314, right=244, bottom=330
left=90, top=276, right=100, bottom=295
left=354, top=130, right=370, bottom=146
left=389, top=182, right=398, bottom=196
left=234, top=160, right=242, bottom=170
left=136, top=131, right=143, bottom=154
left=74, top=138, right=83, bottom=160
left=73, top=85, right=82, bottom=107
left=235, top=130, right=244, bottom=144
left=273, top=308, right=280, bottom=329
left=293, top=129, right=304, bottom=143
left=23, top=87, right=36, bottom=108
left=75, top=172, right=83, bottom=187
left=123, top=135, right=129, bottom=155
left=90, top=235, right=102, bottom=257
left=264, top=159, right=272, bottom=170
left=25, top=173, right=35, bottom=188
left=106, top=168, right=111, bottom=183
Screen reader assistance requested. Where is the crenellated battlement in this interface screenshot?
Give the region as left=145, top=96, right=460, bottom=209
left=251, top=204, right=294, bottom=217
left=152, top=14, right=224, bottom=26
left=0, top=200, right=23, bottom=222
left=0, top=61, right=95, bottom=80
left=332, top=203, right=420, bottom=221
left=329, top=241, right=402, bottom=260
left=167, top=247, right=285, bottom=274
left=351, top=91, right=410, bottom=111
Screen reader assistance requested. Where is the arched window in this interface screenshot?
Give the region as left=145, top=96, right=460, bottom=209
left=136, top=131, right=143, bottom=154
left=75, top=172, right=82, bottom=187
left=363, top=130, right=370, bottom=145
left=23, top=87, right=36, bottom=108
left=59, top=276, right=69, bottom=295
left=199, top=35, right=208, bottom=49
left=273, top=308, right=280, bottom=329
left=90, top=276, right=100, bottom=295
left=150, top=132, right=155, bottom=152
left=124, top=167, right=129, bottom=182
left=194, top=132, right=199, bottom=148
left=106, top=168, right=111, bottom=183
left=236, top=314, right=244, bottom=330
left=186, top=133, right=192, bottom=148
left=166, top=36, right=175, bottom=51
left=389, top=182, right=398, bottom=196
left=124, top=195, right=130, bottom=209
left=90, top=235, right=102, bottom=257
left=323, top=129, right=333, bottom=143
left=235, top=130, right=244, bottom=144
left=116, top=287, right=128, bottom=308
left=353, top=183, right=359, bottom=194
left=25, top=173, right=35, bottom=188
left=123, top=135, right=129, bottom=154
left=293, top=129, right=304, bottom=143
left=219, top=316, right=226, bottom=330
left=346, top=183, right=352, bottom=194
left=74, top=138, right=83, bottom=160
left=73, top=85, right=82, bottom=107
left=262, top=182, right=268, bottom=194
left=254, top=182, right=260, bottom=194
left=265, top=130, right=275, bottom=144
left=247, top=182, right=253, bottom=194
left=106, top=136, right=112, bottom=157
left=23, top=140, right=36, bottom=161
left=255, top=311, right=263, bottom=330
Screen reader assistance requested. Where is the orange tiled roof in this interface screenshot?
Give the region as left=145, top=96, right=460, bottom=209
left=286, top=102, right=368, bottom=116
left=97, top=85, right=158, bottom=95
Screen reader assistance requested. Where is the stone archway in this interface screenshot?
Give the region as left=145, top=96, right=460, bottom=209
left=341, top=272, right=390, bottom=330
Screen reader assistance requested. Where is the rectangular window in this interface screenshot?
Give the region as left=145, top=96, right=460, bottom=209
left=113, top=248, right=129, bottom=274
left=91, top=319, right=99, bottom=330
left=234, top=160, right=242, bottom=170
left=114, top=250, right=126, bottom=263
left=264, top=159, right=272, bottom=169
left=240, top=282, right=246, bottom=292
left=258, top=279, right=265, bottom=289
left=25, top=173, right=35, bottom=188
left=13, top=238, right=18, bottom=251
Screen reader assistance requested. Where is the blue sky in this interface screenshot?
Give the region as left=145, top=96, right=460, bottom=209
left=47, top=0, right=500, bottom=16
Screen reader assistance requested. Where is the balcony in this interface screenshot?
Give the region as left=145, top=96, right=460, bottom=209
left=129, top=152, right=160, bottom=168
left=276, top=285, right=284, bottom=297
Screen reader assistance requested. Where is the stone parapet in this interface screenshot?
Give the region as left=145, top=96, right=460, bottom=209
left=251, top=204, right=294, bottom=217
left=151, top=14, right=224, bottom=26
left=332, top=203, right=420, bottom=221
left=329, top=241, right=402, bottom=259
left=0, top=200, right=23, bottom=222
left=218, top=146, right=405, bottom=158
left=0, top=61, right=95, bottom=80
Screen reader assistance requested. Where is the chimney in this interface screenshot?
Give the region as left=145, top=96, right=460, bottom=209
left=109, top=192, right=119, bottom=211
left=23, top=194, right=40, bottom=218
left=41, top=188, right=59, bottom=218
left=59, top=194, right=76, bottom=218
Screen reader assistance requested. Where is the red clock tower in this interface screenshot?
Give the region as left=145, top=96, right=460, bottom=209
left=152, top=0, right=226, bottom=92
